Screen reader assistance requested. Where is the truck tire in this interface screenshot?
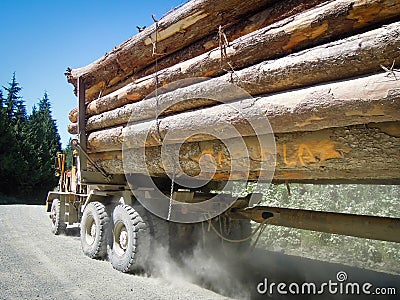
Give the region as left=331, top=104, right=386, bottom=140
left=80, top=202, right=110, bottom=259
left=133, top=203, right=170, bottom=249
left=109, top=204, right=150, bottom=273
left=50, top=199, right=66, bottom=235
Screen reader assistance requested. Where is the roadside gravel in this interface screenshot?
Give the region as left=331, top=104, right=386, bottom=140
left=0, top=205, right=228, bottom=300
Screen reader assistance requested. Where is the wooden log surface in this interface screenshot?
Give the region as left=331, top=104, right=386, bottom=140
left=68, top=0, right=400, bottom=123
left=80, top=21, right=400, bottom=133
left=66, top=0, right=275, bottom=99
left=68, top=123, right=77, bottom=135
left=68, top=20, right=400, bottom=135
left=88, top=122, right=400, bottom=183
left=69, top=108, right=77, bottom=123
left=85, top=73, right=400, bottom=152
left=83, top=0, right=327, bottom=102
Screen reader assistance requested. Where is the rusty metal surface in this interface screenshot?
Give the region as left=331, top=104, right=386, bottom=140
left=77, top=77, right=87, bottom=171
left=230, top=206, right=400, bottom=243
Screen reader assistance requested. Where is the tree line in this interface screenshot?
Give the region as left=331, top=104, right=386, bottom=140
left=0, top=73, right=61, bottom=203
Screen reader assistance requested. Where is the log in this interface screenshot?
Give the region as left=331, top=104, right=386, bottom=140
left=85, top=72, right=400, bottom=152
left=68, top=0, right=400, bottom=122
left=89, top=122, right=400, bottom=184
left=76, top=22, right=400, bottom=134
left=67, top=0, right=275, bottom=99
left=69, top=108, right=77, bottom=123
left=83, top=0, right=327, bottom=102
left=68, top=123, right=77, bottom=135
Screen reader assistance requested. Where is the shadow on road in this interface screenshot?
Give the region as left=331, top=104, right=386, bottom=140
left=65, top=226, right=80, bottom=237
left=62, top=223, right=399, bottom=299
left=208, top=247, right=400, bottom=299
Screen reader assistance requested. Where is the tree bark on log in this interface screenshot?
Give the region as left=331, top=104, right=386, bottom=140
left=67, top=0, right=400, bottom=123
left=88, top=122, right=400, bottom=183
left=68, top=3, right=400, bottom=123
left=68, top=23, right=400, bottom=135
left=85, top=73, right=400, bottom=152
left=90, top=24, right=400, bottom=133
left=82, top=0, right=327, bottom=102
left=66, top=0, right=276, bottom=99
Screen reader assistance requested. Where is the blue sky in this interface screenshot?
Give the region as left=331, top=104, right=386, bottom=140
left=0, top=0, right=185, bottom=147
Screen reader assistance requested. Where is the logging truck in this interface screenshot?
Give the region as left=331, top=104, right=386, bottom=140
left=46, top=0, right=400, bottom=273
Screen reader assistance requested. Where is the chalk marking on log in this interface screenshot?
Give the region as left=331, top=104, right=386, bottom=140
left=193, top=140, right=343, bottom=169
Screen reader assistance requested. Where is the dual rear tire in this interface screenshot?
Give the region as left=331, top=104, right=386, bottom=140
left=80, top=202, right=252, bottom=273
left=80, top=202, right=151, bottom=273
left=109, top=204, right=150, bottom=273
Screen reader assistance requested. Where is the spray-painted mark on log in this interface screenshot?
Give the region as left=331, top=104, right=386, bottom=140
left=193, top=140, right=343, bottom=169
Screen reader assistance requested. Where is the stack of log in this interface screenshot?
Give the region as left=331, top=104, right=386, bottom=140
left=67, top=0, right=400, bottom=184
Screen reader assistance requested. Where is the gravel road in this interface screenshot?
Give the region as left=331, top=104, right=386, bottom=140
left=0, top=205, right=229, bottom=300
left=1, top=205, right=399, bottom=300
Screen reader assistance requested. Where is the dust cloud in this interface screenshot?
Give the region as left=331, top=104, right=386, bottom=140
left=149, top=240, right=253, bottom=299
left=146, top=239, right=400, bottom=300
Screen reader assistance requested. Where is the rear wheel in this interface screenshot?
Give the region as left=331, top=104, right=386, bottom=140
left=133, top=204, right=170, bottom=249
left=109, top=204, right=150, bottom=273
left=50, top=199, right=66, bottom=235
left=80, top=202, right=110, bottom=259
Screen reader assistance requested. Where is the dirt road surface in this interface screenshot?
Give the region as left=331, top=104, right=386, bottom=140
left=0, top=205, right=399, bottom=300
left=0, top=205, right=228, bottom=300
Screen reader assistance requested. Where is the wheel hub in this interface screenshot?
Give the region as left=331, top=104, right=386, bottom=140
left=85, top=217, right=97, bottom=245
left=113, top=222, right=129, bottom=256
left=119, top=229, right=128, bottom=250
left=90, top=223, right=97, bottom=239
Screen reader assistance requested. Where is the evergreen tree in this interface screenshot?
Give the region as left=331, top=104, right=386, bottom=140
left=3, top=73, right=22, bottom=121
left=64, top=138, right=74, bottom=170
left=0, top=74, right=26, bottom=194
left=26, top=92, right=61, bottom=198
left=12, top=86, right=29, bottom=192
left=14, top=94, right=27, bottom=136
left=3, top=73, right=27, bottom=141
left=0, top=75, right=61, bottom=201
left=0, top=89, right=14, bottom=193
